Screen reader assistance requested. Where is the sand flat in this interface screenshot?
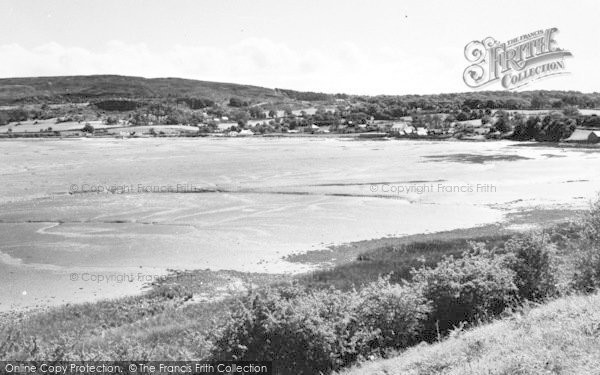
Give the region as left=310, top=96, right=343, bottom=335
left=1, top=138, right=599, bottom=310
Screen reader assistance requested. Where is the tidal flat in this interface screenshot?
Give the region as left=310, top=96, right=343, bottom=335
left=1, top=137, right=599, bottom=311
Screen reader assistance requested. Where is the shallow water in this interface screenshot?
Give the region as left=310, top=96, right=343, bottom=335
left=1, top=138, right=599, bottom=310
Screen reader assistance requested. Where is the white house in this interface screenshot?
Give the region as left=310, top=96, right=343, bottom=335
left=390, top=122, right=409, bottom=135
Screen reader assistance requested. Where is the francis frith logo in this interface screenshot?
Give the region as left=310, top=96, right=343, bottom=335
left=463, top=27, right=572, bottom=90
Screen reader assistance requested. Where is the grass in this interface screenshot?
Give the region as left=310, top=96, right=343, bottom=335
left=300, top=229, right=513, bottom=290
left=0, top=270, right=287, bottom=360
left=295, top=209, right=581, bottom=290
left=338, top=293, right=600, bottom=375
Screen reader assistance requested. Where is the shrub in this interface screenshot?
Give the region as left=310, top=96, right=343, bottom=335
left=211, top=280, right=429, bottom=374
left=211, top=286, right=366, bottom=374
left=571, top=241, right=600, bottom=293
left=82, top=123, right=94, bottom=133
left=503, top=232, right=558, bottom=301
left=581, top=196, right=600, bottom=243
left=571, top=197, right=600, bottom=293
left=356, top=278, right=430, bottom=351
left=411, top=243, right=517, bottom=337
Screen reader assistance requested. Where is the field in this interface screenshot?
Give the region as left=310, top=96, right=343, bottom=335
left=0, top=119, right=110, bottom=133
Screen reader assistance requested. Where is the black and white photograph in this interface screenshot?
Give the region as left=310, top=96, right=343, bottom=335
left=1, top=0, right=600, bottom=374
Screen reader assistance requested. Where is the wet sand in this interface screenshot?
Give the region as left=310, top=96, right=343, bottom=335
left=1, top=138, right=599, bottom=310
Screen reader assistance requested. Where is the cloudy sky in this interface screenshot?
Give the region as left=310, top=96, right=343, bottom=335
left=0, top=0, right=598, bottom=95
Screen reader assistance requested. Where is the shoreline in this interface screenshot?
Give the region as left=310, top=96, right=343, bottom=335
left=1, top=206, right=582, bottom=319
left=0, top=133, right=598, bottom=149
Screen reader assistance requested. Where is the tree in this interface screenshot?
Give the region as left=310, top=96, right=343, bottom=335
left=493, top=110, right=512, bottom=133
left=526, top=116, right=542, bottom=137
left=249, top=106, right=264, bottom=119
left=456, top=111, right=469, bottom=122
left=228, top=97, right=247, bottom=107
left=105, top=116, right=119, bottom=125
left=538, top=117, right=575, bottom=142
left=562, top=105, right=580, bottom=117
left=82, top=123, right=95, bottom=133
left=530, top=94, right=548, bottom=109
left=231, top=110, right=249, bottom=127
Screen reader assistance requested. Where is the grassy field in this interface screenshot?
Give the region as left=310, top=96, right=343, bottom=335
left=338, top=293, right=600, bottom=375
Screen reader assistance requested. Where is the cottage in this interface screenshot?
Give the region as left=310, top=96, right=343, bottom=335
left=565, top=129, right=600, bottom=143
left=239, top=129, right=254, bottom=136
left=416, top=127, right=428, bottom=136
left=390, top=122, right=409, bottom=135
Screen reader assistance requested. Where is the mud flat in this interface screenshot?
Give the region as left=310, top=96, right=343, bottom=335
left=1, top=138, right=599, bottom=310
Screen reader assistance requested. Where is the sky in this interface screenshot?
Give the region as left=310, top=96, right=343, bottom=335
left=0, top=0, right=598, bottom=95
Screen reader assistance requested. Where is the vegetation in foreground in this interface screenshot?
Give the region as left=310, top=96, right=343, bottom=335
left=338, top=292, right=600, bottom=375
left=1, top=200, right=599, bottom=374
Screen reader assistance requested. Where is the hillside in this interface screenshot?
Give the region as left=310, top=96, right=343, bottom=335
left=0, top=75, right=288, bottom=105
left=339, top=293, right=600, bottom=375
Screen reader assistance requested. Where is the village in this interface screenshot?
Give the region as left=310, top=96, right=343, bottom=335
left=2, top=103, right=600, bottom=144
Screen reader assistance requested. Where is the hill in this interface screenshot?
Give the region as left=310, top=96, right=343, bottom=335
left=0, top=75, right=289, bottom=105
left=1, top=75, right=600, bottom=113
left=339, top=293, right=600, bottom=375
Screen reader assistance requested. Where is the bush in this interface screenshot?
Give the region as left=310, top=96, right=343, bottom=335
left=356, top=278, right=430, bottom=351
left=211, top=280, right=429, bottom=374
left=571, top=241, right=600, bottom=293
left=503, top=232, right=558, bottom=301
left=581, top=196, right=600, bottom=243
left=571, top=197, right=600, bottom=292
left=411, top=243, right=517, bottom=336
left=212, top=286, right=365, bottom=374
left=82, top=123, right=94, bottom=133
